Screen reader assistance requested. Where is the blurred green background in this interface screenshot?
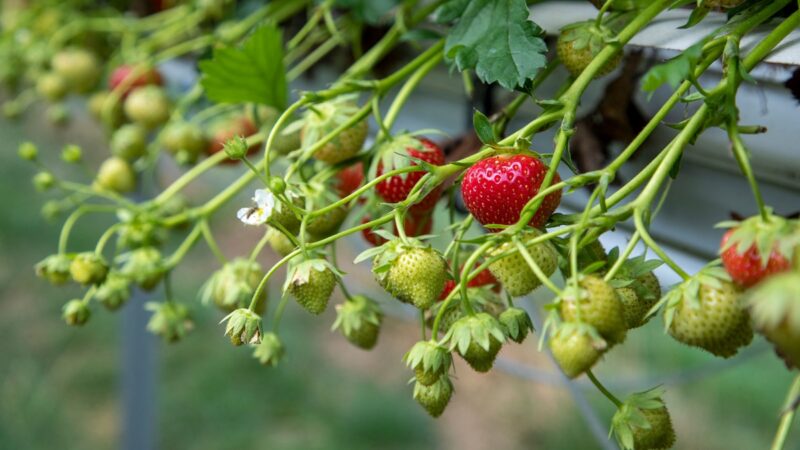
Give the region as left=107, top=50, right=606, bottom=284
left=1, top=107, right=798, bottom=450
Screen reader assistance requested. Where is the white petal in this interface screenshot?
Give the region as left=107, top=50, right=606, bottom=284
left=237, top=208, right=266, bottom=225
left=253, top=189, right=275, bottom=220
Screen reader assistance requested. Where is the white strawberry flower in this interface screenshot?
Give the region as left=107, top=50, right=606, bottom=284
left=237, top=189, right=275, bottom=226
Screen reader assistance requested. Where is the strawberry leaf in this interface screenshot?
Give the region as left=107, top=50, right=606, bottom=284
left=199, top=25, right=287, bottom=109
left=472, top=109, right=496, bottom=144
left=442, top=0, right=547, bottom=90
left=641, top=43, right=703, bottom=94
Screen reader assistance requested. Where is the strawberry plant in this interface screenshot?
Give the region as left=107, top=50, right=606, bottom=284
left=8, top=0, right=800, bottom=447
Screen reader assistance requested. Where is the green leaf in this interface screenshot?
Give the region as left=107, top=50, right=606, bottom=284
left=199, top=25, right=287, bottom=109
left=443, top=0, right=548, bottom=90
left=680, top=6, right=709, bottom=29
left=641, top=43, right=704, bottom=94
left=472, top=109, right=496, bottom=144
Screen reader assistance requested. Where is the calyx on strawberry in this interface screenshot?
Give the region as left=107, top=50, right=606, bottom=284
left=744, top=272, right=800, bottom=369
left=332, top=295, right=383, bottom=350
left=253, top=332, right=285, bottom=367
left=222, top=308, right=262, bottom=346
left=285, top=258, right=338, bottom=315
left=109, top=64, right=163, bottom=97
left=557, top=21, right=621, bottom=78
left=413, top=375, right=453, bottom=418
left=145, top=301, right=193, bottom=343
left=441, top=312, right=506, bottom=373
left=207, top=115, right=260, bottom=162
left=559, top=274, right=628, bottom=345
left=607, top=254, right=662, bottom=329
left=357, top=237, right=447, bottom=310
left=488, top=230, right=558, bottom=297
left=719, top=214, right=797, bottom=288
left=499, top=307, right=534, bottom=344
left=611, top=387, right=676, bottom=450
left=374, top=135, right=445, bottom=214
left=549, top=322, right=606, bottom=378
left=201, top=259, right=265, bottom=313
left=298, top=95, right=367, bottom=165
left=94, top=272, right=131, bottom=311
left=404, top=340, right=452, bottom=386
left=35, top=254, right=72, bottom=285
left=461, top=153, right=562, bottom=230
left=653, top=267, right=753, bottom=358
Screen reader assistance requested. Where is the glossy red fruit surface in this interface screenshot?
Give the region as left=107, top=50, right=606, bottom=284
left=721, top=229, right=791, bottom=288
left=336, top=162, right=365, bottom=198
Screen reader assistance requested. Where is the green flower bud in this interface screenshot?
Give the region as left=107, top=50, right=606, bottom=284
left=95, top=273, right=131, bottom=311
left=119, top=247, right=164, bottom=291
left=33, top=171, right=56, bottom=191
left=222, top=308, right=262, bottom=346
left=61, top=144, right=82, bottom=163
left=116, top=212, right=165, bottom=249
left=253, top=332, right=284, bottom=366
left=223, top=135, right=249, bottom=160
left=145, top=301, right=193, bottom=343
left=35, top=254, right=72, bottom=285
left=269, top=177, right=286, bottom=195
left=62, top=299, right=91, bottom=326
left=41, top=200, right=61, bottom=220
left=18, top=141, right=38, bottom=161
left=69, top=252, right=109, bottom=285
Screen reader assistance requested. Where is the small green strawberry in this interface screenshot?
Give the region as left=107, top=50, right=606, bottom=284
left=286, top=258, right=337, bottom=315
left=442, top=312, right=506, bottom=373
left=253, top=332, right=285, bottom=367
left=560, top=275, right=627, bottom=345
left=306, top=205, right=348, bottom=238
left=655, top=267, right=753, bottom=358
left=95, top=157, right=135, bottom=193
left=35, top=254, right=72, bottom=285
left=118, top=247, right=164, bottom=291
left=221, top=308, right=262, bottom=346
left=63, top=299, right=91, bottom=326
left=488, top=230, right=558, bottom=297
left=69, top=252, right=109, bottom=285
left=145, top=301, right=193, bottom=343
left=557, top=21, right=621, bottom=78
left=110, top=124, right=148, bottom=161
left=549, top=322, right=606, bottom=378
left=332, top=295, right=383, bottom=350
left=404, top=340, right=452, bottom=386
left=299, top=95, right=367, bottom=165
left=413, top=375, right=453, bottom=418
left=499, top=307, right=534, bottom=344
left=94, top=272, right=131, bottom=311
left=744, top=272, right=800, bottom=369
left=360, top=238, right=447, bottom=310
left=608, top=255, right=662, bottom=329
left=201, top=259, right=265, bottom=312
left=267, top=228, right=297, bottom=256
left=611, top=387, right=676, bottom=450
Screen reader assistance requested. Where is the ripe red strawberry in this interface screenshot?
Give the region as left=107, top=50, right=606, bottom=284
left=335, top=162, right=364, bottom=198
left=721, top=228, right=791, bottom=288
left=207, top=116, right=259, bottom=164
left=461, top=153, right=562, bottom=230
left=108, top=65, right=163, bottom=98
left=375, top=136, right=445, bottom=214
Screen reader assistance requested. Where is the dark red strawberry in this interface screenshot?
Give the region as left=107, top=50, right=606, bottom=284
left=439, top=279, right=456, bottom=300
left=461, top=154, right=562, bottom=230
left=361, top=213, right=433, bottom=247
left=721, top=229, right=791, bottom=288
left=336, top=162, right=365, bottom=198
left=207, top=116, right=260, bottom=164
left=375, top=137, right=445, bottom=214
left=109, top=65, right=163, bottom=98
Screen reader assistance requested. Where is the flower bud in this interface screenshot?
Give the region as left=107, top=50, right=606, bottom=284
left=222, top=308, right=262, bottom=346
left=119, top=246, right=164, bottom=290
left=18, top=142, right=38, bottom=161
left=145, top=301, right=193, bottom=342
left=223, top=135, right=249, bottom=160
left=35, top=254, right=72, bottom=285
left=41, top=200, right=61, bottom=220
left=33, top=171, right=56, bottom=191
left=269, top=177, right=286, bottom=195
left=62, top=299, right=91, bottom=326
left=116, top=212, right=164, bottom=249
left=253, top=332, right=284, bottom=367
left=61, top=144, right=82, bottom=163
left=95, top=273, right=131, bottom=311
left=69, top=252, right=109, bottom=285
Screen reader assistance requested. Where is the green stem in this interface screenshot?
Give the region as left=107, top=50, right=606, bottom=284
left=58, top=205, right=117, bottom=254
left=514, top=238, right=563, bottom=295
left=728, top=123, right=768, bottom=221
left=200, top=220, right=227, bottom=265
left=249, top=230, right=272, bottom=263
left=164, top=223, right=203, bottom=269
left=771, top=374, right=800, bottom=450
left=586, top=369, right=622, bottom=407
left=634, top=210, right=689, bottom=280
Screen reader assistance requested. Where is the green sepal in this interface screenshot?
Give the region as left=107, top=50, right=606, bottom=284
left=440, top=312, right=506, bottom=355
left=332, top=294, right=383, bottom=335
left=403, top=340, right=452, bottom=375
left=610, top=386, right=667, bottom=450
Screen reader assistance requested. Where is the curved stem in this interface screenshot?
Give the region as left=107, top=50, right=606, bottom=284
left=586, top=369, right=622, bottom=408
left=200, top=220, right=227, bottom=265
left=771, top=374, right=800, bottom=450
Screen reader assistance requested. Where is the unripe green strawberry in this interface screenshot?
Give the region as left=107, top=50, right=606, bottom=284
left=119, top=247, right=164, bottom=291
left=632, top=407, right=676, bottom=450
left=95, top=157, right=136, bottom=193
left=610, top=256, right=662, bottom=329
left=201, top=259, right=265, bottom=312
left=145, top=301, right=193, bottom=343
left=442, top=312, right=506, bottom=372
left=88, top=91, right=124, bottom=129
left=70, top=252, right=109, bottom=285
left=270, top=193, right=303, bottom=233
left=369, top=239, right=447, bottom=310
left=611, top=388, right=676, bottom=450
left=300, top=96, right=367, bottom=164
left=659, top=268, right=753, bottom=358
left=94, top=272, right=131, bottom=311
left=111, top=124, right=148, bottom=161
left=63, top=299, right=91, bottom=326
left=124, top=86, right=170, bottom=129
left=557, top=21, right=621, bottom=78
left=332, top=295, right=383, bottom=350
left=286, top=259, right=337, bottom=315
left=404, top=340, right=452, bottom=386
left=36, top=72, right=67, bottom=101
left=499, top=307, right=534, bottom=344
left=560, top=275, right=627, bottom=345
left=306, top=205, right=348, bottom=238
left=161, top=122, right=207, bottom=165
left=488, top=230, right=558, bottom=297
left=413, top=376, right=453, bottom=418
left=253, top=332, right=285, bottom=367
left=744, top=272, right=800, bottom=369
left=51, top=48, right=100, bottom=93
left=549, top=323, right=605, bottom=378
left=267, top=228, right=297, bottom=256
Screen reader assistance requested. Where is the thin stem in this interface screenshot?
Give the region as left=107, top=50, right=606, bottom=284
left=200, top=220, right=227, bottom=265
left=514, top=238, right=563, bottom=295
left=249, top=230, right=273, bottom=263
left=634, top=210, right=689, bottom=280
left=771, top=374, right=800, bottom=450
left=586, top=369, right=622, bottom=408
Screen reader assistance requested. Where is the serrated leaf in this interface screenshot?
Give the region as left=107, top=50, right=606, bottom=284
left=444, top=0, right=547, bottom=90
left=199, top=25, right=287, bottom=109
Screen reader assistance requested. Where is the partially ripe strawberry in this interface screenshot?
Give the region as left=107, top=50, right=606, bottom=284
left=744, top=272, right=800, bottom=369
left=488, top=230, right=558, bottom=297
left=335, top=162, right=364, bottom=198
left=375, top=135, right=445, bottom=214
left=301, top=96, right=367, bottom=164
left=413, top=376, right=453, bottom=418
left=442, top=312, right=506, bottom=372
left=661, top=268, right=753, bottom=358
left=560, top=275, right=628, bottom=345
left=721, top=228, right=791, bottom=288
left=207, top=116, right=259, bottom=163
left=549, top=323, right=606, bottom=378
left=108, top=65, right=163, bottom=98
left=332, top=295, right=383, bottom=350
left=557, top=21, right=621, bottom=78
left=287, top=259, right=337, bottom=315
left=370, top=239, right=447, bottom=310
left=461, top=153, right=561, bottom=230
